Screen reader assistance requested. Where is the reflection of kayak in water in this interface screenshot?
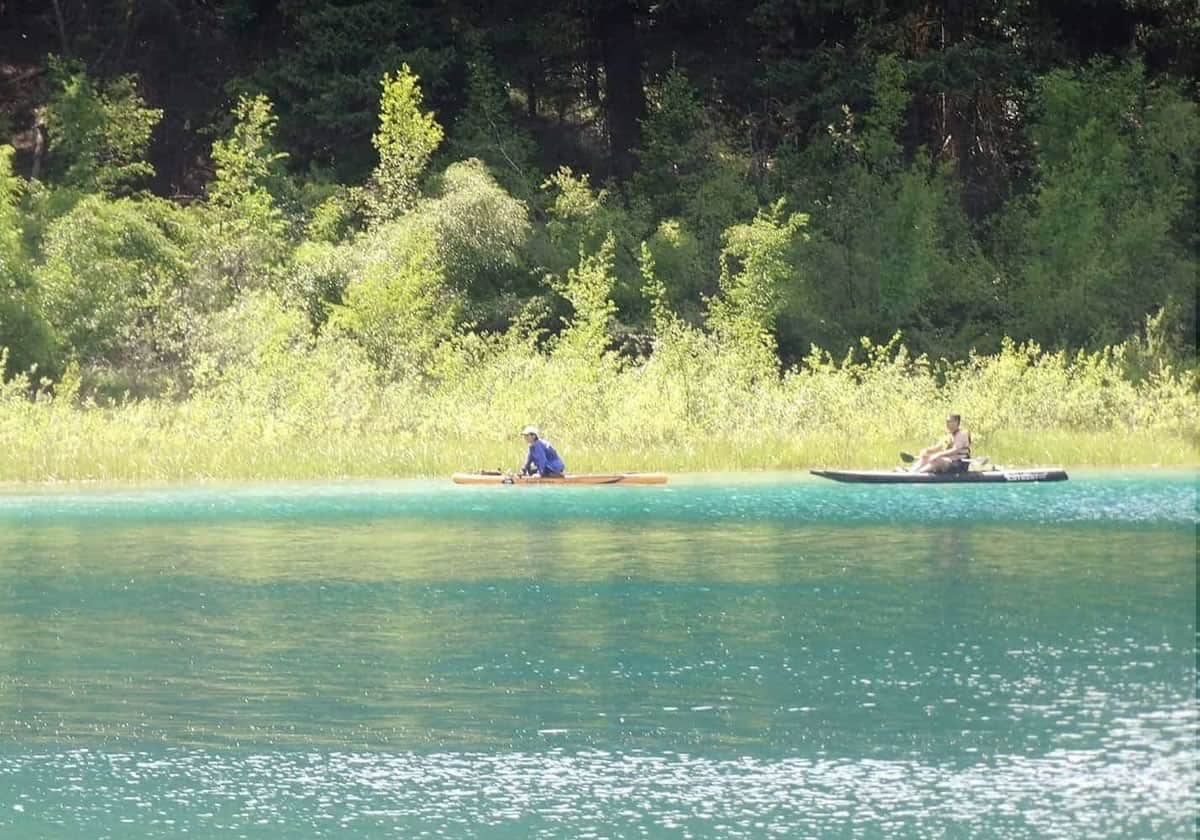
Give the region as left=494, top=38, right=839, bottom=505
left=452, top=471, right=669, bottom=486
left=811, top=468, right=1068, bottom=484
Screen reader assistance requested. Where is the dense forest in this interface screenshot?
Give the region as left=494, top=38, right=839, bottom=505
left=0, top=1, right=1196, bottom=479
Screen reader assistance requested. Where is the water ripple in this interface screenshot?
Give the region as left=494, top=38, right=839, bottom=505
left=0, top=473, right=1193, bottom=526
left=0, top=743, right=1193, bottom=839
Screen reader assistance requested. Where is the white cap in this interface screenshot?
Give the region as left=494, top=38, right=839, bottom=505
left=521, top=425, right=539, bottom=436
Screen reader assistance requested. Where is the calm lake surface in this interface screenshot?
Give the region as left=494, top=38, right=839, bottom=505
left=0, top=472, right=1195, bottom=838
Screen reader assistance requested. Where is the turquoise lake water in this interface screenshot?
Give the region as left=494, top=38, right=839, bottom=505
left=0, top=472, right=1195, bottom=838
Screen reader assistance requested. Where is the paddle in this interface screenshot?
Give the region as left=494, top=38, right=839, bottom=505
left=899, top=451, right=916, bottom=463
left=477, top=468, right=520, bottom=483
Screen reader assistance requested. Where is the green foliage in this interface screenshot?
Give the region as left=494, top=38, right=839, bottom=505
left=4, top=322, right=1193, bottom=482
left=364, top=65, right=444, bottom=223
left=416, top=159, right=531, bottom=300
left=286, top=160, right=530, bottom=347
left=639, top=242, right=670, bottom=336
left=644, top=219, right=705, bottom=316
left=537, top=235, right=623, bottom=435
left=189, top=290, right=315, bottom=389
left=41, top=58, right=162, bottom=194
left=209, top=94, right=288, bottom=209
left=0, top=145, right=50, bottom=379
left=1123, top=304, right=1196, bottom=382
left=326, top=223, right=459, bottom=382
left=191, top=289, right=374, bottom=421
left=445, top=45, right=539, bottom=197
left=860, top=54, right=909, bottom=172
left=283, top=240, right=353, bottom=330
left=539, top=167, right=644, bottom=313
left=681, top=160, right=759, bottom=254
left=771, top=55, right=1001, bottom=357
left=541, top=168, right=620, bottom=256
left=305, top=191, right=353, bottom=244
left=202, top=94, right=289, bottom=295
left=635, top=66, right=716, bottom=219
left=34, top=195, right=188, bottom=369
left=1006, top=60, right=1199, bottom=348
left=0, top=146, right=27, bottom=281
left=554, top=234, right=619, bottom=367
left=247, top=0, right=456, bottom=181
left=634, top=241, right=724, bottom=436
left=634, top=67, right=759, bottom=277
left=708, top=201, right=807, bottom=375
left=0, top=294, right=55, bottom=381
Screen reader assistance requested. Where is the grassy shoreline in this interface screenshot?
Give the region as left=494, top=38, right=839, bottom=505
left=3, top=328, right=1195, bottom=484
left=0, top=427, right=1194, bottom=484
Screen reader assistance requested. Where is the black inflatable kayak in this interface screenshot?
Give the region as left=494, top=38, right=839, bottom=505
left=811, top=468, right=1069, bottom=484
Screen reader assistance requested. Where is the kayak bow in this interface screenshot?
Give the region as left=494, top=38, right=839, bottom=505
left=811, top=468, right=1068, bottom=484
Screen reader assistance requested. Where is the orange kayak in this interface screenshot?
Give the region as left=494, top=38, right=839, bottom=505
left=452, top=471, right=668, bottom=486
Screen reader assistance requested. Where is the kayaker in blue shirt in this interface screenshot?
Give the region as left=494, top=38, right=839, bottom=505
left=520, top=425, right=566, bottom=478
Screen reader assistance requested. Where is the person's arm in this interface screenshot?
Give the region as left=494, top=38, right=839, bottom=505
left=925, top=439, right=957, bottom=461
left=519, top=447, right=535, bottom=475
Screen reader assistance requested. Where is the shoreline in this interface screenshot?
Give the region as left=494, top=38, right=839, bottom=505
left=1, top=464, right=1195, bottom=492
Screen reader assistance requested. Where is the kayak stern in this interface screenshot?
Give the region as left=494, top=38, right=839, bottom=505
left=810, top=468, right=1068, bottom=484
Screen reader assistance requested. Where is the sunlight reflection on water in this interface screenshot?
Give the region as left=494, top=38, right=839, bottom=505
left=0, top=474, right=1194, bottom=837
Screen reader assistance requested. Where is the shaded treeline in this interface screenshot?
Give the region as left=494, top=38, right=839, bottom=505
left=0, top=0, right=1196, bottom=399
left=5, top=1, right=1196, bottom=191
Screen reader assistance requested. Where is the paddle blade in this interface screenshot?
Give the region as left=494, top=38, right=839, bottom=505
left=899, top=452, right=915, bottom=463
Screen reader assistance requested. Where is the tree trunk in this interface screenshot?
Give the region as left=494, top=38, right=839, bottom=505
left=526, top=70, right=538, bottom=118
left=938, top=0, right=964, bottom=168
left=597, top=0, right=644, bottom=180
left=585, top=20, right=601, bottom=110
left=30, top=110, right=46, bottom=181
left=49, top=0, right=70, bottom=55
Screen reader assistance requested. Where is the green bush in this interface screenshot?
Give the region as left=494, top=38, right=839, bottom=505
left=416, top=159, right=531, bottom=301
left=540, top=167, right=645, bottom=315
left=200, top=94, right=289, bottom=296
left=34, top=195, right=188, bottom=369
left=362, top=65, right=443, bottom=224
left=1003, top=60, right=1199, bottom=348
left=645, top=219, right=706, bottom=318
left=0, top=146, right=57, bottom=378
left=707, top=201, right=807, bottom=379
left=41, top=59, right=162, bottom=194
left=325, top=222, right=459, bottom=382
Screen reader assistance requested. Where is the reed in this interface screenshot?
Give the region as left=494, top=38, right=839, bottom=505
left=1, top=335, right=1194, bottom=483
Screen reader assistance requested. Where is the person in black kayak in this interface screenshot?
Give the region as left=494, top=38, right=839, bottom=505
left=911, top=414, right=972, bottom=473
left=519, top=425, right=566, bottom=478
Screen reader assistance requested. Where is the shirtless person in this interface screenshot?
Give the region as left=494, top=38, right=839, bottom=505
left=911, top=414, right=972, bottom=474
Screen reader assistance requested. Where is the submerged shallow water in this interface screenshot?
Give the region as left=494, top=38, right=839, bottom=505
left=0, top=473, right=1194, bottom=837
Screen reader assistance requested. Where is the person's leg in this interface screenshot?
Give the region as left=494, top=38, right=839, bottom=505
left=910, top=448, right=934, bottom=472
left=909, top=445, right=938, bottom=472
left=914, top=455, right=952, bottom=474
left=926, top=456, right=955, bottom=473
